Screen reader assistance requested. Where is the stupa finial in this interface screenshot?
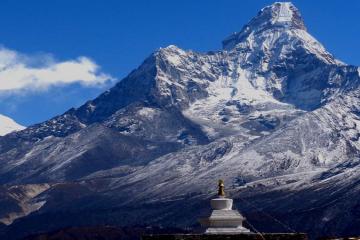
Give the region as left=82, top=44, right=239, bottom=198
left=218, top=179, right=225, bottom=197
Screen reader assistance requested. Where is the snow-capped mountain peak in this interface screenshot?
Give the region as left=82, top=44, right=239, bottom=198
left=223, top=2, right=306, bottom=50
left=256, top=2, right=305, bottom=28
left=221, top=1, right=337, bottom=66
left=0, top=114, right=25, bottom=136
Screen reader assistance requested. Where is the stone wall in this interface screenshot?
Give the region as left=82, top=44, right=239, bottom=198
left=143, top=233, right=308, bottom=240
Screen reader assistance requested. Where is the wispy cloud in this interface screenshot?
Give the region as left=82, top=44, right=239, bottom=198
left=0, top=46, right=114, bottom=92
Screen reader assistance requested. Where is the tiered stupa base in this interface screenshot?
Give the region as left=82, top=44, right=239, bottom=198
left=199, top=197, right=250, bottom=234
left=205, top=227, right=250, bottom=234
left=202, top=209, right=250, bottom=234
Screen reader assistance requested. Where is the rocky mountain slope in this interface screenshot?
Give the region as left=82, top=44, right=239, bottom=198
left=1, top=2, right=360, bottom=239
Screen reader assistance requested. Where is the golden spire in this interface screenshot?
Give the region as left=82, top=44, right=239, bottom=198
left=218, top=179, right=225, bottom=197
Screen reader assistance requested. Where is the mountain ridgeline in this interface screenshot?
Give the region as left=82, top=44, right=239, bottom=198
left=1, top=2, right=360, bottom=239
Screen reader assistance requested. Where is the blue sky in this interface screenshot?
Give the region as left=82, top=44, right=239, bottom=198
left=0, top=0, right=359, bottom=126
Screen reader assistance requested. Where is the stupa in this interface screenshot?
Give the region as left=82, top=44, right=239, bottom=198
left=199, top=180, right=250, bottom=234
left=142, top=179, right=308, bottom=240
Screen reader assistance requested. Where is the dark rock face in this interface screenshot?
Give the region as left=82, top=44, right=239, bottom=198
left=1, top=2, right=360, bottom=240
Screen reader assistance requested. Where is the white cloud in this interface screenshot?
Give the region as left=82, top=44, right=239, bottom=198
left=0, top=46, right=114, bottom=91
